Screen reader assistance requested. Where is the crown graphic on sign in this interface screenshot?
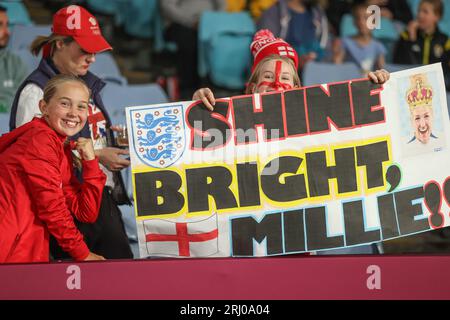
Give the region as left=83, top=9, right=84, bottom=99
left=406, top=74, right=433, bottom=110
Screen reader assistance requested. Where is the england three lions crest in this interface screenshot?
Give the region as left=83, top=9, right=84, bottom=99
left=130, top=105, right=185, bottom=168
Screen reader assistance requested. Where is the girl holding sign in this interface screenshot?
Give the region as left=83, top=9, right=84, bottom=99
left=192, top=29, right=391, bottom=255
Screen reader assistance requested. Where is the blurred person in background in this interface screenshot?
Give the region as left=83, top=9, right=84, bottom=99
left=257, top=0, right=331, bottom=68
left=393, top=0, right=450, bottom=89
left=160, top=0, right=227, bottom=100
left=0, top=5, right=28, bottom=113
left=333, top=2, right=387, bottom=74
left=226, top=0, right=276, bottom=19
left=326, top=0, right=413, bottom=36
left=366, top=0, right=413, bottom=27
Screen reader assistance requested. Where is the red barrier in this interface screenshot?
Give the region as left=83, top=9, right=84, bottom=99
left=1, top=255, right=449, bottom=300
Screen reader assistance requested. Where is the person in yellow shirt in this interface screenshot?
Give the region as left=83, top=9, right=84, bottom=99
left=393, top=0, right=450, bottom=90
left=226, top=0, right=277, bottom=19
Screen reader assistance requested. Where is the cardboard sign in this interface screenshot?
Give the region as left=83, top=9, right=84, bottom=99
left=126, top=64, right=450, bottom=258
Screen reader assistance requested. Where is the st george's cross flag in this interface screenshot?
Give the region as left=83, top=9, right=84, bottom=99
left=142, top=214, right=219, bottom=257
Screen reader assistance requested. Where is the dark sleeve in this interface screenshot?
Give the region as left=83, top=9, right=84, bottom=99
left=325, top=0, right=353, bottom=37
left=393, top=32, right=415, bottom=64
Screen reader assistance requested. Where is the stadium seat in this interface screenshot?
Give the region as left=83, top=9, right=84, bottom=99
left=438, top=11, right=450, bottom=36
left=120, top=0, right=156, bottom=38
left=340, top=14, right=399, bottom=41
left=114, top=0, right=165, bottom=51
left=86, top=0, right=124, bottom=16
left=13, top=49, right=39, bottom=72
left=88, top=52, right=127, bottom=85
left=99, top=75, right=128, bottom=86
left=90, top=53, right=121, bottom=77
left=100, top=82, right=168, bottom=125
left=198, top=11, right=255, bottom=90
left=340, top=14, right=360, bottom=37
left=8, top=24, right=51, bottom=52
left=0, top=1, right=32, bottom=25
left=407, top=0, right=420, bottom=16
left=302, top=62, right=362, bottom=86
left=87, top=0, right=166, bottom=51
left=0, top=112, right=10, bottom=135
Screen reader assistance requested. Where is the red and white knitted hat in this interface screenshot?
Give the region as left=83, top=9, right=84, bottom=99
left=250, top=29, right=299, bottom=72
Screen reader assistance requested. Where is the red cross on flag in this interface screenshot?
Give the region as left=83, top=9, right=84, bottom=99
left=277, top=45, right=296, bottom=58
left=143, top=214, right=219, bottom=257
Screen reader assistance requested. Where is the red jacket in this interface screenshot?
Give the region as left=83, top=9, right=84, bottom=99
left=0, top=118, right=106, bottom=263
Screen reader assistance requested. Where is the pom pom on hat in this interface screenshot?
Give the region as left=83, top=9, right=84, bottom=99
left=250, top=29, right=298, bottom=71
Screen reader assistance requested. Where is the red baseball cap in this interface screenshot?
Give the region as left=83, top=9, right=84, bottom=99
left=250, top=29, right=298, bottom=72
left=52, top=5, right=112, bottom=54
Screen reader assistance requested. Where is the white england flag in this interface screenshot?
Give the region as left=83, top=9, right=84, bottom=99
left=142, top=214, right=219, bottom=257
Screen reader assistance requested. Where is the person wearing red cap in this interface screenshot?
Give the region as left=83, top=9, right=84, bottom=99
left=193, top=29, right=389, bottom=110
left=9, top=5, right=133, bottom=260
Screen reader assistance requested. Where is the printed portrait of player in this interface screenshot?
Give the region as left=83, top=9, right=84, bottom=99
left=402, top=73, right=445, bottom=156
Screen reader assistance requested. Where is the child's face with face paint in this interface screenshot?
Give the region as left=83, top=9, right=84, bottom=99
left=253, top=59, right=296, bottom=94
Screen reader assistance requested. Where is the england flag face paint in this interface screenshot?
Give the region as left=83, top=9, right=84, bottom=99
left=255, top=60, right=294, bottom=93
